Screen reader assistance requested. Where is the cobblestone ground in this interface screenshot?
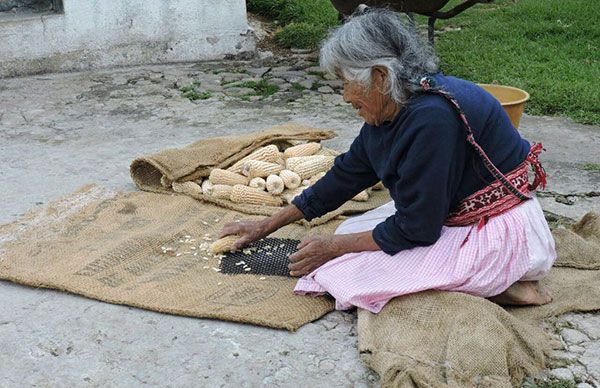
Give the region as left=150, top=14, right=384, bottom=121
left=1, top=52, right=600, bottom=387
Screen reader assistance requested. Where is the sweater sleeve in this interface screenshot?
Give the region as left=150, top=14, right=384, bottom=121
left=372, top=105, right=466, bottom=255
left=292, top=128, right=379, bottom=221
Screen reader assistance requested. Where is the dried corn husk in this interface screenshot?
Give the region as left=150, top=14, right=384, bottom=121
left=279, top=170, right=301, bottom=189
left=228, top=145, right=280, bottom=173
left=266, top=175, right=284, bottom=195
left=242, top=160, right=284, bottom=178
left=352, top=190, right=369, bottom=202
left=209, top=169, right=248, bottom=186
left=372, top=181, right=385, bottom=190
left=161, top=175, right=172, bottom=188
left=230, top=185, right=283, bottom=206
left=211, top=184, right=233, bottom=199
left=172, top=181, right=202, bottom=196
left=210, top=235, right=240, bottom=254
left=275, top=156, right=286, bottom=166
left=283, top=142, right=322, bottom=158
left=249, top=177, right=267, bottom=190
left=201, top=180, right=214, bottom=196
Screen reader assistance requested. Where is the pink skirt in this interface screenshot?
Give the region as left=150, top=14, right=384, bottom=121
left=294, top=197, right=556, bottom=313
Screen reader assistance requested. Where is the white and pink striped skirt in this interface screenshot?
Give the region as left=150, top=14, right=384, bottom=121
left=294, top=197, right=556, bottom=313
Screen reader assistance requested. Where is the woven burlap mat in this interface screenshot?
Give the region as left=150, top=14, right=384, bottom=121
left=2, top=185, right=600, bottom=385
left=0, top=185, right=339, bottom=331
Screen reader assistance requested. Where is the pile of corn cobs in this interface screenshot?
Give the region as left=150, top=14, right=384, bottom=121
left=172, top=142, right=384, bottom=208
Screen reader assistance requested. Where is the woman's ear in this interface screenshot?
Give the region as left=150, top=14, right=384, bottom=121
left=371, top=66, right=389, bottom=90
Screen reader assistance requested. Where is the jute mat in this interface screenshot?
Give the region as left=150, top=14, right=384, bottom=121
left=358, top=212, right=600, bottom=387
left=0, top=185, right=340, bottom=331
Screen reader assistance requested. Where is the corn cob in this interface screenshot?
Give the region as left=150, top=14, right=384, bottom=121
left=292, top=156, right=335, bottom=179
left=286, top=155, right=328, bottom=171
left=172, top=181, right=202, bottom=196
left=230, top=184, right=283, bottom=206
left=227, top=145, right=280, bottom=173
left=372, top=181, right=385, bottom=190
left=352, top=190, right=369, bottom=202
left=279, top=169, right=301, bottom=189
left=308, top=171, right=326, bottom=186
left=209, top=168, right=248, bottom=186
left=211, top=184, right=233, bottom=199
left=210, top=235, right=240, bottom=254
left=283, top=142, right=322, bottom=158
left=266, top=174, right=285, bottom=195
left=249, top=177, right=267, bottom=190
left=242, top=160, right=284, bottom=178
left=201, top=180, right=214, bottom=196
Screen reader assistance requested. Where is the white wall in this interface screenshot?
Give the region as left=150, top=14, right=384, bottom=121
left=0, top=0, right=255, bottom=77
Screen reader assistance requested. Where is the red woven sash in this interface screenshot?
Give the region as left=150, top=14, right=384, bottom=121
left=445, top=143, right=546, bottom=228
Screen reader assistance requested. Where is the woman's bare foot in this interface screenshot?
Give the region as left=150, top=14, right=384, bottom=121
left=489, top=281, right=553, bottom=306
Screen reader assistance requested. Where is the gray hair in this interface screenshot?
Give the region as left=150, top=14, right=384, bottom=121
left=319, top=8, right=439, bottom=104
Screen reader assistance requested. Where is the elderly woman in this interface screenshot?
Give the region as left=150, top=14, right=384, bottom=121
left=220, top=8, right=556, bottom=312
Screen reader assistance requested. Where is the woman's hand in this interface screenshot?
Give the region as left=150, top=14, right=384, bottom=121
left=288, top=231, right=381, bottom=277
left=219, top=205, right=306, bottom=251
left=219, top=220, right=270, bottom=251
left=288, top=235, right=342, bottom=277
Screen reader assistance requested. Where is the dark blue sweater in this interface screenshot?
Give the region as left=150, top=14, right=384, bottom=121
left=292, top=74, right=531, bottom=255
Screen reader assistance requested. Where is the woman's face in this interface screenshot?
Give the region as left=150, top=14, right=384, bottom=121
left=341, top=67, right=400, bottom=126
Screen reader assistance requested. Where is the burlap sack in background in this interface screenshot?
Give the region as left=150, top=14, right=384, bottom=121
left=552, top=212, right=600, bottom=270
left=0, top=185, right=338, bottom=331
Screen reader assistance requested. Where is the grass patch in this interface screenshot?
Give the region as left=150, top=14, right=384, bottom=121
left=248, top=0, right=339, bottom=49
left=432, top=0, right=600, bottom=125
left=522, top=378, right=576, bottom=388
left=239, top=79, right=280, bottom=98
left=291, top=82, right=307, bottom=91
left=276, top=22, right=329, bottom=49
left=582, top=163, right=600, bottom=173
left=179, top=82, right=211, bottom=101
left=252, top=0, right=599, bottom=124
left=310, top=80, right=324, bottom=91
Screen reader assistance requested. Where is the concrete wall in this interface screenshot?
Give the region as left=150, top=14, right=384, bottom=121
left=0, top=0, right=255, bottom=78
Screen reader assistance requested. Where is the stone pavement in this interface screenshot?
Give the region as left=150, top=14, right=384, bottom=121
left=1, top=57, right=599, bottom=387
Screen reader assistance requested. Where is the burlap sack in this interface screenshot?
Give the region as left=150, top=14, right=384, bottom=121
left=130, top=122, right=336, bottom=192
left=552, top=212, right=600, bottom=269
left=358, top=212, right=600, bottom=387
left=0, top=185, right=339, bottom=331
left=358, top=292, right=547, bottom=388
left=130, top=123, right=392, bottom=222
